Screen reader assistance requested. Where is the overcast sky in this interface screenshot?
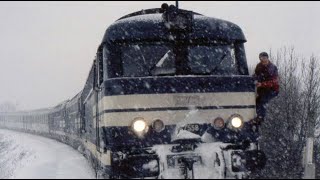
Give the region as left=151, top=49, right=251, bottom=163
left=0, top=1, right=319, bottom=110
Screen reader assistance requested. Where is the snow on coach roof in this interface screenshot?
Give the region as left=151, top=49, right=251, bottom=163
left=101, top=8, right=246, bottom=44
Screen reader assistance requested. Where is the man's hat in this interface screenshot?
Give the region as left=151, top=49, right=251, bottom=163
left=259, top=52, right=269, bottom=58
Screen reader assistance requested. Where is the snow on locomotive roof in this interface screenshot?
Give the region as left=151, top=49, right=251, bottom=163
left=102, top=11, right=246, bottom=44
left=117, top=13, right=164, bottom=24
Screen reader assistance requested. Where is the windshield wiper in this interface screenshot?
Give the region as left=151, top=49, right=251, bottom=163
left=149, top=50, right=175, bottom=76
left=212, top=54, right=227, bottom=72
left=190, top=54, right=227, bottom=75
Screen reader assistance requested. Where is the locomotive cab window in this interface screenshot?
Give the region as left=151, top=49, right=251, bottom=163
left=187, top=44, right=238, bottom=75
left=121, top=43, right=175, bottom=77
left=119, top=42, right=242, bottom=77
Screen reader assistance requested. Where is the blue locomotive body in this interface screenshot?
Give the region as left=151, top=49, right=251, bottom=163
left=0, top=5, right=265, bottom=179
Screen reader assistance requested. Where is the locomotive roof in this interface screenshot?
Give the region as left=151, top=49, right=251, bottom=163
left=102, top=8, right=246, bottom=44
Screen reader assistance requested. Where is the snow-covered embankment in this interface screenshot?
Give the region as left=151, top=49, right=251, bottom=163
left=0, top=129, right=95, bottom=179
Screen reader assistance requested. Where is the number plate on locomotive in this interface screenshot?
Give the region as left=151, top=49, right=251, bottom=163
left=174, top=95, right=200, bottom=106
left=183, top=124, right=201, bottom=133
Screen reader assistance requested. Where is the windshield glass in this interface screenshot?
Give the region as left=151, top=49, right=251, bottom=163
left=187, top=45, right=237, bottom=75
left=121, top=43, right=239, bottom=77
left=121, top=44, right=174, bottom=77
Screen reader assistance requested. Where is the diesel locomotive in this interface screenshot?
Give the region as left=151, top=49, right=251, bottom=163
left=0, top=4, right=266, bottom=179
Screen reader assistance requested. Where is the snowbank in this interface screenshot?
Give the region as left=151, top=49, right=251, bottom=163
left=0, top=129, right=95, bottom=179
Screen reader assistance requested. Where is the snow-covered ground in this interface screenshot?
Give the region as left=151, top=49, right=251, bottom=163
left=0, top=129, right=95, bottom=179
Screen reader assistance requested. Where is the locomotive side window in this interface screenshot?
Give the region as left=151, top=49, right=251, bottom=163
left=102, top=46, right=109, bottom=79
left=97, top=49, right=104, bottom=86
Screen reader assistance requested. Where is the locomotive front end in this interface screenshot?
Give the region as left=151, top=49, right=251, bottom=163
left=96, top=4, right=265, bottom=179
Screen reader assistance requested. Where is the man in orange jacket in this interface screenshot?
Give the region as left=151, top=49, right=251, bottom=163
left=253, top=52, right=279, bottom=124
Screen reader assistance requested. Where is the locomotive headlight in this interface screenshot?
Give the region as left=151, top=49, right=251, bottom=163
left=132, top=118, right=148, bottom=134
left=231, top=117, right=243, bottom=128
left=229, top=114, right=244, bottom=129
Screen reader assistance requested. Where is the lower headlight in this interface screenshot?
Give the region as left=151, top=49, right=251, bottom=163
left=132, top=118, right=148, bottom=134
left=152, top=119, right=165, bottom=133
left=212, top=117, right=225, bottom=130
left=229, top=114, right=244, bottom=129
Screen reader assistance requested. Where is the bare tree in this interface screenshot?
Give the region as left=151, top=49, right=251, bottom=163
left=303, top=56, right=320, bottom=136
left=301, top=56, right=320, bottom=178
